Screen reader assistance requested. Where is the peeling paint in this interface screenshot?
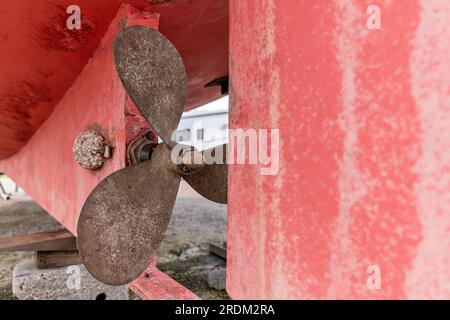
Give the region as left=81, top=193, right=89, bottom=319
left=229, top=0, right=449, bottom=300
left=0, top=0, right=228, bottom=159
left=36, top=4, right=97, bottom=52
left=407, top=0, right=450, bottom=299
left=327, top=0, right=368, bottom=298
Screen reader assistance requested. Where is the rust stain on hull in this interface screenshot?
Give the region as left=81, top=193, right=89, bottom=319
left=0, top=0, right=228, bottom=159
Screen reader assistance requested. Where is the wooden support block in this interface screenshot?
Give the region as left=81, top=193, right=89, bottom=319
left=0, top=229, right=77, bottom=252
left=35, top=251, right=81, bottom=269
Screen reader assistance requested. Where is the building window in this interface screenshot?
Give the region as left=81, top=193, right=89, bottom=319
left=177, top=129, right=190, bottom=142
left=197, top=128, right=204, bottom=140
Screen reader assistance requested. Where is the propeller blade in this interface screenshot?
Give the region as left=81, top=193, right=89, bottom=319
left=183, top=144, right=228, bottom=204
left=114, top=26, right=186, bottom=146
left=77, top=144, right=180, bottom=286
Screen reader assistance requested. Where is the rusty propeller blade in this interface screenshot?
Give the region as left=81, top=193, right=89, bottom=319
left=77, top=26, right=228, bottom=286
left=183, top=144, right=228, bottom=204
left=114, top=26, right=186, bottom=147
left=77, top=144, right=180, bottom=285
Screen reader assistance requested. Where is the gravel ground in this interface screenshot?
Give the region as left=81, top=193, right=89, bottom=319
left=0, top=179, right=228, bottom=300
left=0, top=199, right=61, bottom=300
left=158, top=184, right=228, bottom=299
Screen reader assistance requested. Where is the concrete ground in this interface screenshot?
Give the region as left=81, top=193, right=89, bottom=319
left=0, top=176, right=227, bottom=300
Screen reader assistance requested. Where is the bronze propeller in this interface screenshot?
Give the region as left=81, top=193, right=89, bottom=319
left=77, top=26, right=227, bottom=286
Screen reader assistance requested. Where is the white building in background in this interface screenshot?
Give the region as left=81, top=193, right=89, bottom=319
left=174, top=96, right=229, bottom=150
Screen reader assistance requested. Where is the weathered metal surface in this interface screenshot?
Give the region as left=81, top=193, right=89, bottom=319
left=77, top=144, right=181, bottom=285
left=149, top=0, right=229, bottom=111
left=126, top=131, right=157, bottom=165
left=0, top=5, right=158, bottom=235
left=77, top=26, right=226, bottom=286
left=177, top=149, right=206, bottom=175
left=77, top=141, right=227, bottom=285
left=114, top=26, right=187, bottom=146
left=73, top=130, right=111, bottom=170
left=183, top=144, right=228, bottom=204
left=76, top=25, right=188, bottom=285
left=0, top=229, right=77, bottom=252
left=0, top=0, right=228, bottom=159
left=228, top=0, right=450, bottom=299
left=130, top=262, right=199, bottom=300
left=0, top=4, right=204, bottom=299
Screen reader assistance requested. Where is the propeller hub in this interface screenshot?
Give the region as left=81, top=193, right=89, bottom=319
left=77, top=26, right=227, bottom=286
left=176, top=149, right=205, bottom=176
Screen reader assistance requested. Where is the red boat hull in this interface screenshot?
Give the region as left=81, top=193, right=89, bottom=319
left=0, top=0, right=228, bottom=159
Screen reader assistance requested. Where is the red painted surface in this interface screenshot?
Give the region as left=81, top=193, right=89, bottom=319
left=2, top=0, right=448, bottom=301
left=228, top=0, right=450, bottom=299
left=0, top=5, right=198, bottom=300
left=130, top=258, right=198, bottom=300
left=0, top=5, right=156, bottom=235
left=131, top=268, right=198, bottom=300
left=0, top=0, right=228, bottom=159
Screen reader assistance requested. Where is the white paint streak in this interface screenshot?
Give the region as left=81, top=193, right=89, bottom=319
left=327, top=0, right=368, bottom=298
left=260, top=0, right=288, bottom=299
left=407, top=0, right=450, bottom=299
